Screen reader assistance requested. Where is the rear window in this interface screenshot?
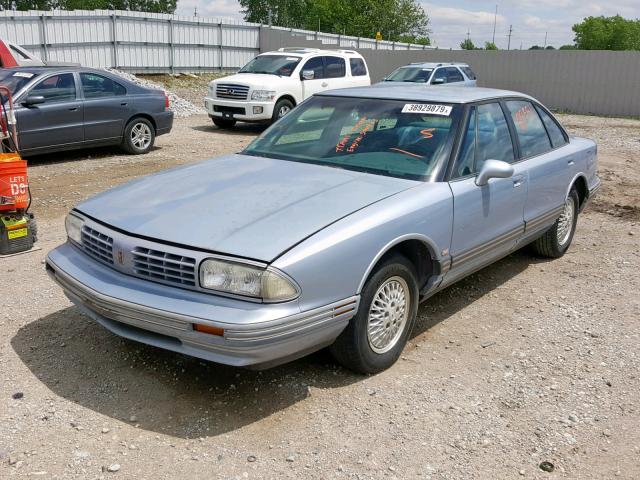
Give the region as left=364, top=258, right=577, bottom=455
left=349, top=58, right=367, bottom=76
left=461, top=66, right=476, bottom=80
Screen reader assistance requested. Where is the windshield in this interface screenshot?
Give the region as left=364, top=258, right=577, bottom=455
left=385, top=67, right=433, bottom=83
left=0, top=70, right=38, bottom=96
left=239, top=54, right=301, bottom=77
left=243, top=96, right=461, bottom=181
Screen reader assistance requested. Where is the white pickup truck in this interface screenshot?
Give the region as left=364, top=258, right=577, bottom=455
left=204, top=48, right=371, bottom=128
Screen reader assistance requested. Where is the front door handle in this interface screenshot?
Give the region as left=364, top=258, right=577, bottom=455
left=68, top=107, right=78, bottom=111
left=120, top=102, right=128, bottom=106
left=321, top=82, right=328, bottom=87
left=513, top=175, right=525, bottom=188
left=567, top=159, right=575, bottom=166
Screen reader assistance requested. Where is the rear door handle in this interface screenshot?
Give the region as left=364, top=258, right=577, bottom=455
left=567, top=159, right=575, bottom=166
left=120, top=102, right=128, bottom=106
left=68, top=107, right=78, bottom=111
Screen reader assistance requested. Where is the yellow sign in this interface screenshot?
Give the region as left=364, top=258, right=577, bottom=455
left=8, top=228, right=27, bottom=240
left=375, top=31, right=382, bottom=41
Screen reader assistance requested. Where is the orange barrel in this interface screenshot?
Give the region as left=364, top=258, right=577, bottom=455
left=0, top=153, right=29, bottom=212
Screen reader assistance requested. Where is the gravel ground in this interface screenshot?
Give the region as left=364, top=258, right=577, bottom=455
left=0, top=112, right=639, bottom=479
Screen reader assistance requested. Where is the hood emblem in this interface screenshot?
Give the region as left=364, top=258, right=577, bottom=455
left=115, top=248, right=124, bottom=265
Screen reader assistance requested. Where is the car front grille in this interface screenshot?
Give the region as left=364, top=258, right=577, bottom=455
left=81, top=226, right=114, bottom=264
left=215, top=84, right=249, bottom=100
left=132, top=247, right=197, bottom=287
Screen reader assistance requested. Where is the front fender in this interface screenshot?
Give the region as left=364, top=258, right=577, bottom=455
left=272, top=183, right=453, bottom=311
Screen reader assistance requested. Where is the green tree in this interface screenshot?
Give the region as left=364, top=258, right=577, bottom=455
left=529, top=45, right=543, bottom=50
left=545, top=45, right=555, bottom=49
left=559, top=44, right=577, bottom=50
left=484, top=41, right=498, bottom=50
left=239, top=0, right=430, bottom=43
left=573, top=15, right=640, bottom=50
left=1, top=0, right=177, bottom=13
left=460, top=38, right=475, bottom=50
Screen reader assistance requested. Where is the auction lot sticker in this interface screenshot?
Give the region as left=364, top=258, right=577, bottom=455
left=402, top=103, right=452, bottom=115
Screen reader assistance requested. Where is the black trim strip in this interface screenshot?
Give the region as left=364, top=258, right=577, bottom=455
left=525, top=205, right=564, bottom=233
left=451, top=225, right=524, bottom=269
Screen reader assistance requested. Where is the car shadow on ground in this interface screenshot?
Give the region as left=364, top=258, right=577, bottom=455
left=24, top=146, right=162, bottom=166
left=191, top=123, right=268, bottom=135
left=12, top=249, right=549, bottom=439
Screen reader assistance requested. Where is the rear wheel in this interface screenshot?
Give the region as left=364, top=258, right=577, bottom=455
left=212, top=117, right=237, bottom=129
left=122, top=117, right=155, bottom=154
left=271, top=98, right=294, bottom=124
left=330, top=254, right=419, bottom=374
left=531, top=188, right=579, bottom=258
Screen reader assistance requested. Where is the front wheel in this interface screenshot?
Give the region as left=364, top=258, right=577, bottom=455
left=531, top=188, right=579, bottom=258
left=271, top=98, right=294, bottom=124
left=330, top=254, right=419, bottom=374
left=122, top=117, right=155, bottom=154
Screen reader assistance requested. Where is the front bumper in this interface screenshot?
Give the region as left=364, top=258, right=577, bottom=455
left=204, top=96, right=274, bottom=122
left=46, top=242, right=358, bottom=368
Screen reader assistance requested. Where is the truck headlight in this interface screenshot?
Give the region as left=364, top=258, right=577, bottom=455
left=199, top=258, right=299, bottom=302
left=65, top=213, right=84, bottom=244
left=251, top=90, right=276, bottom=101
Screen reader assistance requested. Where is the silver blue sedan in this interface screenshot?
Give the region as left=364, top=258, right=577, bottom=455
left=46, top=86, right=600, bottom=373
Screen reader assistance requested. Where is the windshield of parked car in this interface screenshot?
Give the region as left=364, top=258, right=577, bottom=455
left=239, top=54, right=301, bottom=77
left=0, top=69, right=38, bottom=96
left=243, top=96, right=461, bottom=181
left=385, top=67, right=433, bottom=83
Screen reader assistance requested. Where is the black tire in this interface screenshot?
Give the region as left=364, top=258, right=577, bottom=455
left=330, top=254, right=419, bottom=374
left=212, top=117, right=237, bottom=129
left=531, top=188, right=579, bottom=258
left=271, top=98, right=295, bottom=124
left=122, top=117, right=155, bottom=155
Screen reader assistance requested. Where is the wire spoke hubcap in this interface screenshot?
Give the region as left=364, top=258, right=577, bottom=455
left=557, top=196, right=575, bottom=246
left=131, top=123, right=152, bottom=149
left=367, top=276, right=410, bottom=354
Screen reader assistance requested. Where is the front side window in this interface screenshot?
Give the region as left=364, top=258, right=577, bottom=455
left=301, top=56, right=324, bottom=79
left=535, top=105, right=567, bottom=148
left=244, top=96, right=462, bottom=181
left=31, top=73, right=76, bottom=103
left=324, top=56, right=346, bottom=78
left=506, top=100, right=552, bottom=158
left=446, top=67, right=464, bottom=83
left=349, top=58, right=367, bottom=76
left=239, top=54, right=301, bottom=77
left=384, top=67, right=433, bottom=83
left=431, top=68, right=447, bottom=84
left=80, top=73, right=126, bottom=98
left=477, top=102, right=515, bottom=167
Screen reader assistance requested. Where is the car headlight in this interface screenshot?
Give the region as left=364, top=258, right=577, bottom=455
left=199, top=258, right=299, bottom=302
left=65, top=213, right=84, bottom=244
left=251, top=90, right=276, bottom=101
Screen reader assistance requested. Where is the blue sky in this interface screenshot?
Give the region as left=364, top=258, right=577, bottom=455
left=175, top=0, right=639, bottom=49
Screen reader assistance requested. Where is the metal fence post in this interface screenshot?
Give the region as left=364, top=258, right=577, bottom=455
left=168, top=18, right=174, bottom=74
left=111, top=12, right=118, bottom=68
left=218, top=22, right=224, bottom=71
left=39, top=14, right=48, bottom=61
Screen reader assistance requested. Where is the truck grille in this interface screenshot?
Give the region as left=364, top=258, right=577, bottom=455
left=81, top=226, right=114, bottom=264
left=132, top=247, right=196, bottom=287
left=215, top=84, right=249, bottom=100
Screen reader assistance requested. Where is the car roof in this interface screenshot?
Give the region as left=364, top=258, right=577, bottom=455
left=317, top=85, right=534, bottom=104
left=263, top=48, right=363, bottom=58
left=400, top=62, right=469, bottom=69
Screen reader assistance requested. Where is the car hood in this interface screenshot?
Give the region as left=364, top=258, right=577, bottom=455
left=76, top=154, right=418, bottom=262
left=212, top=73, right=290, bottom=89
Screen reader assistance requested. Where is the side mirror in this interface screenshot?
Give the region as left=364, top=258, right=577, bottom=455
left=301, top=69, right=315, bottom=80
left=431, top=78, right=445, bottom=85
left=23, top=95, right=45, bottom=106
left=475, top=159, right=514, bottom=186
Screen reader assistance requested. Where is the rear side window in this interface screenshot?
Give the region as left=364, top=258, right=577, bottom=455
left=506, top=100, right=552, bottom=158
left=535, top=105, right=567, bottom=148
left=446, top=67, right=464, bottom=83
left=301, top=57, right=325, bottom=79
left=461, top=66, right=476, bottom=80
left=349, top=58, right=367, bottom=76
left=324, top=56, right=346, bottom=78
left=80, top=72, right=126, bottom=98
left=31, top=73, right=76, bottom=103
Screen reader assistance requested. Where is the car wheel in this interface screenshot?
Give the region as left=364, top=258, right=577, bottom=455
left=212, top=117, right=237, bottom=129
left=330, top=254, right=419, bottom=374
left=271, top=98, right=294, bottom=124
left=531, top=187, right=579, bottom=258
left=122, top=117, right=155, bottom=155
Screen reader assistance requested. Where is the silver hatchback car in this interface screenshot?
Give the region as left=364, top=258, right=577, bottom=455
left=47, top=86, right=599, bottom=374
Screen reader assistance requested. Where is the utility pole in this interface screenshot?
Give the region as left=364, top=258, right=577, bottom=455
left=492, top=5, right=497, bottom=44
left=193, top=7, right=197, bottom=17
left=507, top=25, right=513, bottom=50
left=543, top=31, right=548, bottom=48
left=268, top=8, right=272, bottom=27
